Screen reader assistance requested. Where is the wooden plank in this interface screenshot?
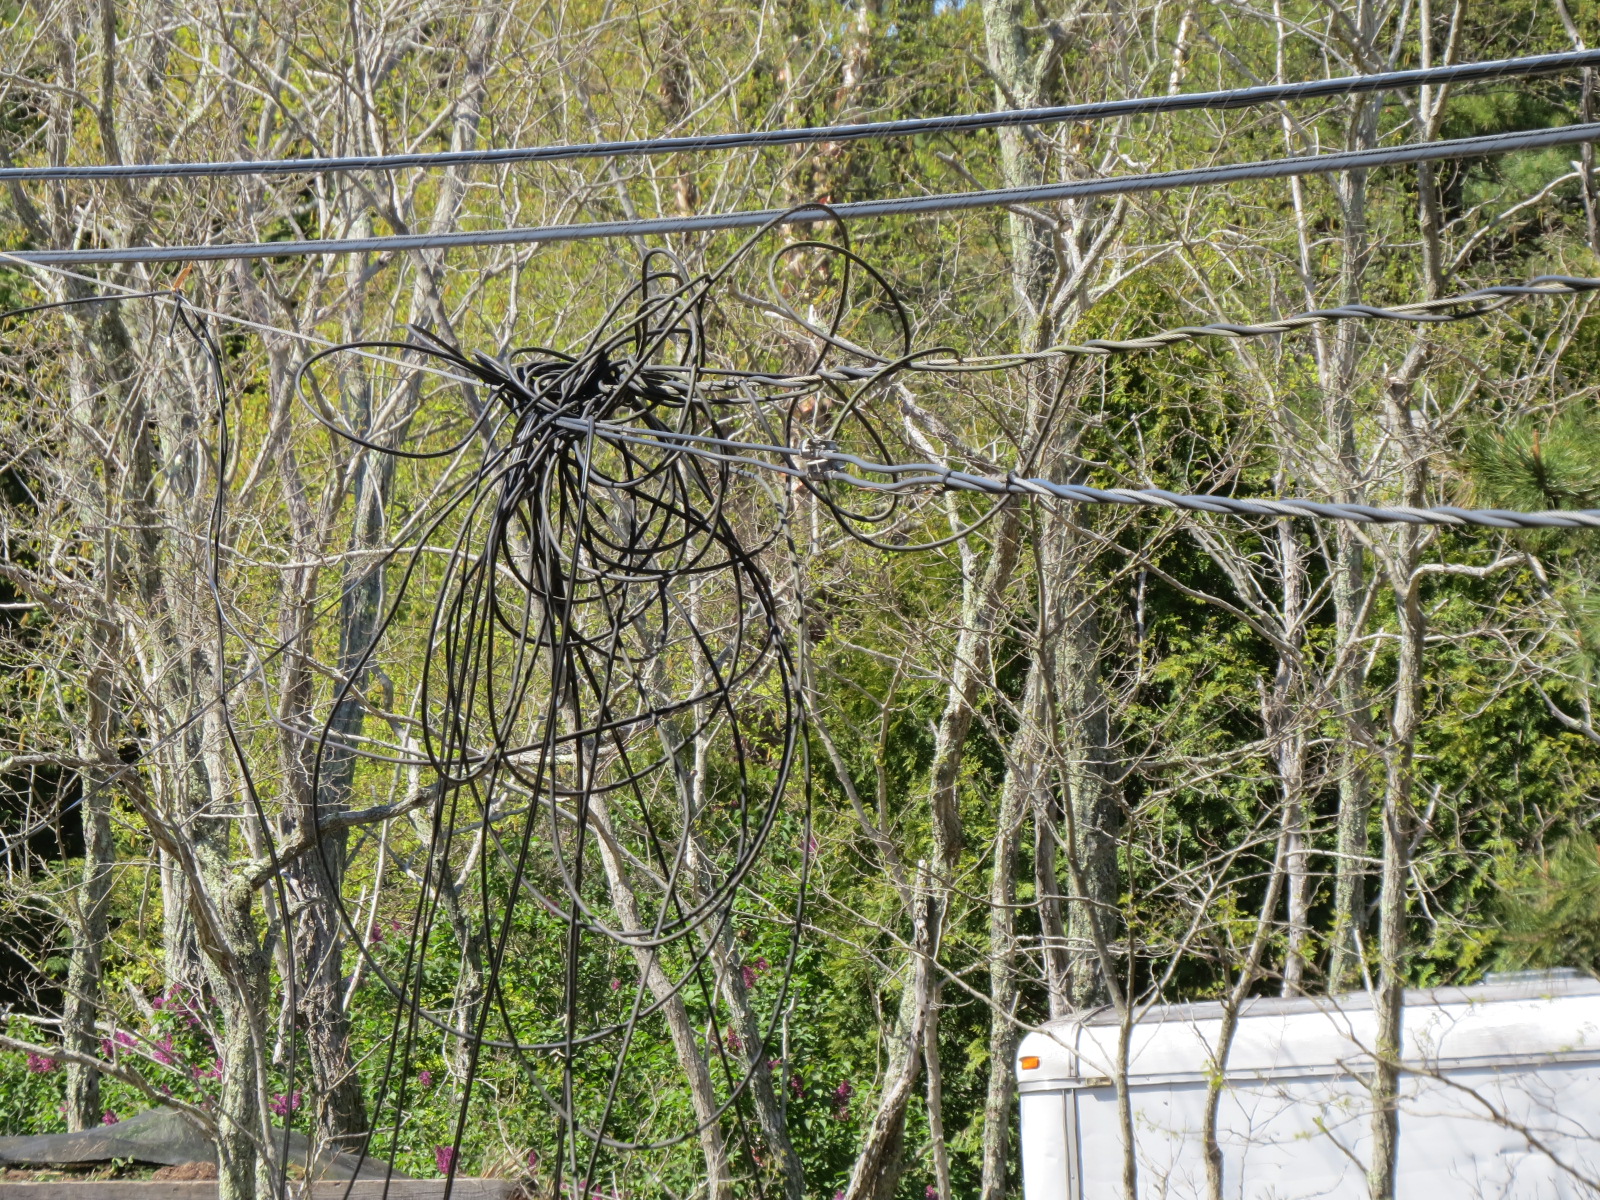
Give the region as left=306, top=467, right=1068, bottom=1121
left=0, top=1180, right=521, bottom=1200
left=0, top=1187, right=216, bottom=1200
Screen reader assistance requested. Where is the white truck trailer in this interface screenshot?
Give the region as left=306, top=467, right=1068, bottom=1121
left=1016, top=970, right=1600, bottom=1199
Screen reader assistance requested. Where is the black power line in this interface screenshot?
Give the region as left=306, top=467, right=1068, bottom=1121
left=5, top=49, right=1598, bottom=184
left=14, top=121, right=1600, bottom=266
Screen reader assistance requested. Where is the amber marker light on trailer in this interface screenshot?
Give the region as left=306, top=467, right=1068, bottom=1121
left=1020, top=1056, right=1040, bottom=1070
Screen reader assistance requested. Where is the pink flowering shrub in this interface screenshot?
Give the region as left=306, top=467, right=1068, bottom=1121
left=833, top=1079, right=853, bottom=1118
left=268, top=1091, right=302, bottom=1118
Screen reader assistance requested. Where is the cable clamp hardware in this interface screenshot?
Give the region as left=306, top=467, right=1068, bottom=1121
left=800, top=438, right=839, bottom=481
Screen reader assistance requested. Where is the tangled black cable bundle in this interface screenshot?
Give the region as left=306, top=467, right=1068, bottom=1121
left=295, top=214, right=963, bottom=1197
left=0, top=214, right=979, bottom=1199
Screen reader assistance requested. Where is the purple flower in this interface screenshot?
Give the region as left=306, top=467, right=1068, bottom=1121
left=609, top=978, right=621, bottom=991
left=927, top=1188, right=938, bottom=1200
left=434, top=1145, right=457, bottom=1175
left=159, top=988, right=200, bottom=1026
left=268, top=1091, right=301, bottom=1118
left=25, top=1054, right=57, bottom=1074
left=418, top=1069, right=433, bottom=1089
left=369, top=924, right=384, bottom=946
left=527, top=1149, right=540, bottom=1171
left=153, top=1036, right=176, bottom=1066
left=724, top=1030, right=742, bottom=1054
left=834, top=1080, right=853, bottom=1118
left=788, top=1073, right=803, bottom=1098
left=741, top=964, right=757, bottom=989
left=834, top=1192, right=845, bottom=1200
left=101, top=1111, right=119, bottom=1126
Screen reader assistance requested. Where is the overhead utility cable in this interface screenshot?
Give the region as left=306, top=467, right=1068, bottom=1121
left=913, top=275, right=1600, bottom=367
left=9, top=251, right=1598, bottom=393
left=609, top=421, right=1600, bottom=529
left=4, top=49, right=1597, bottom=183
left=7, top=248, right=1594, bottom=534
left=16, top=122, right=1600, bottom=266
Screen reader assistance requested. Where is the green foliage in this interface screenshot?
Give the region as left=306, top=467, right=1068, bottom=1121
left=1495, top=839, right=1600, bottom=976
left=1468, top=408, right=1600, bottom=512
left=0, top=1020, right=66, bottom=1137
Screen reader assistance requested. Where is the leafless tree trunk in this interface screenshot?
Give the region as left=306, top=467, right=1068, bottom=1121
left=1324, top=164, right=1378, bottom=996
left=1554, top=1, right=1599, bottom=254
left=1050, top=547, right=1119, bottom=1011
left=62, top=672, right=115, bottom=1130
left=969, top=6, right=1127, bottom=1195
left=286, top=347, right=387, bottom=1148
left=57, top=291, right=142, bottom=1133
left=1367, top=353, right=1430, bottom=1200
left=1204, top=827, right=1290, bottom=1200
left=588, top=792, right=733, bottom=1200
left=30, top=2, right=146, bottom=1120
left=842, top=864, right=934, bottom=1200
left=922, top=1004, right=953, bottom=1200
left=978, top=663, right=1038, bottom=1200
left=1273, top=518, right=1311, bottom=996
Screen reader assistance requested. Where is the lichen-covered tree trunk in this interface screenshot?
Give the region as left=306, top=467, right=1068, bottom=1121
left=1274, top=518, right=1311, bottom=997
left=287, top=431, right=386, bottom=1147
left=62, top=684, right=115, bottom=1130
left=199, top=874, right=273, bottom=1200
